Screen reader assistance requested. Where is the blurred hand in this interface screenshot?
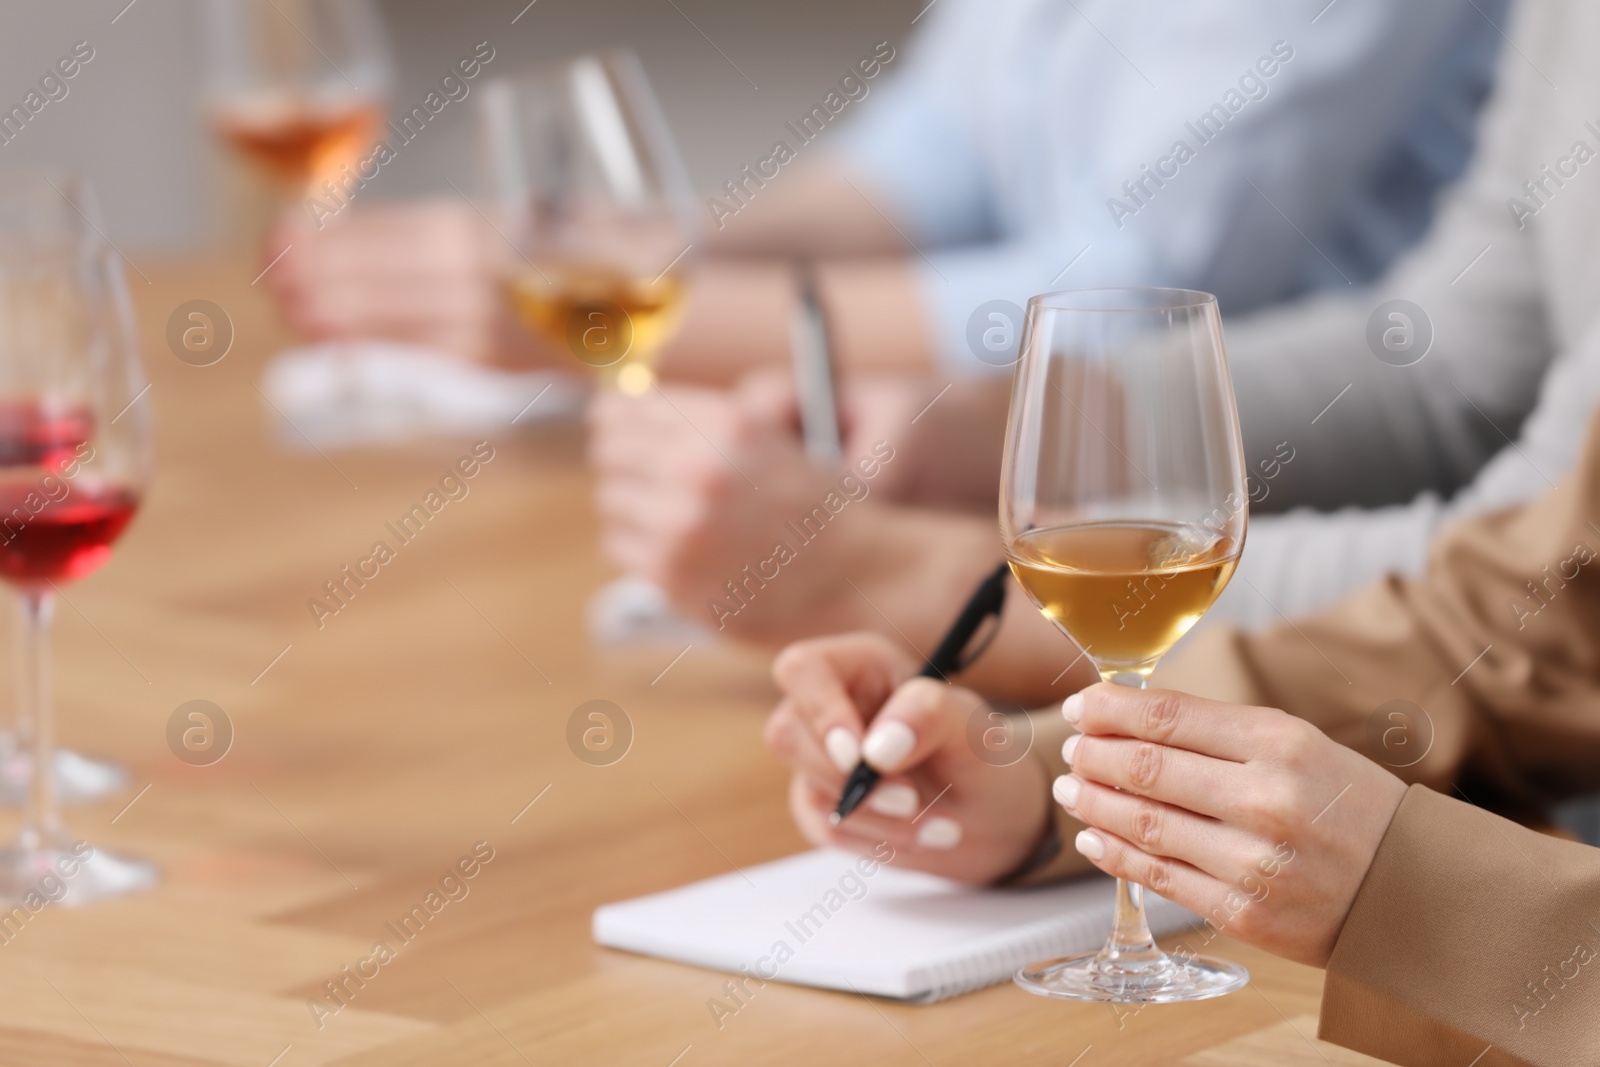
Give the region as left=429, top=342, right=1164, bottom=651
left=766, top=632, right=1051, bottom=883
left=843, top=376, right=1014, bottom=511
left=1057, top=683, right=1407, bottom=967
left=588, top=369, right=912, bottom=639
left=832, top=375, right=933, bottom=502
left=266, top=198, right=501, bottom=362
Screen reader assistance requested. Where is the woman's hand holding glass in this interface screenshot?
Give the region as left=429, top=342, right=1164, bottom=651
left=1057, top=683, right=1407, bottom=968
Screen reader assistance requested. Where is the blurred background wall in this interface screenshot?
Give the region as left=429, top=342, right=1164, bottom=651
left=0, top=0, right=917, bottom=253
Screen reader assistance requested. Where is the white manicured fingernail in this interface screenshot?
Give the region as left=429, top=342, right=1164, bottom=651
left=861, top=720, right=916, bottom=771
left=1074, top=829, right=1105, bottom=860
left=916, top=816, right=962, bottom=849
left=867, top=783, right=919, bottom=818
left=1053, top=774, right=1081, bottom=810
left=824, top=727, right=860, bottom=773
left=1062, top=692, right=1084, bottom=723
left=1061, top=733, right=1081, bottom=765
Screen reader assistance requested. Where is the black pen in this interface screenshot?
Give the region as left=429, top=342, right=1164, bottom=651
left=829, top=560, right=1011, bottom=825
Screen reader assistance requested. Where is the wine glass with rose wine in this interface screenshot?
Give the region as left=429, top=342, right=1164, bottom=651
left=0, top=173, right=155, bottom=903
left=202, top=0, right=393, bottom=203
left=477, top=51, right=696, bottom=396
left=1001, top=288, right=1249, bottom=1002
left=0, top=174, right=131, bottom=807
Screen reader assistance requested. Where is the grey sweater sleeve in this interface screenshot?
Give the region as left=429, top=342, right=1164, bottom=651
left=1224, top=0, right=1551, bottom=515
left=1213, top=320, right=1600, bottom=629
left=1202, top=0, right=1558, bottom=628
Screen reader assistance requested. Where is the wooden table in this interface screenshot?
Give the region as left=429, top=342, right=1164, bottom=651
left=0, top=261, right=1393, bottom=1066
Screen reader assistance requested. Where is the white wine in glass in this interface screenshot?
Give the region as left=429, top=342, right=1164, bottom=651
left=505, top=262, right=687, bottom=380
left=1001, top=288, right=1249, bottom=1002
left=478, top=51, right=695, bottom=396
left=1007, top=521, right=1239, bottom=675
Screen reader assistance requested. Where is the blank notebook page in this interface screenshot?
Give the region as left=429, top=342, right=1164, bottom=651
left=592, top=848, right=1198, bottom=1002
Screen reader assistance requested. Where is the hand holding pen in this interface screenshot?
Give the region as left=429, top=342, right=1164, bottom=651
left=762, top=575, right=1059, bottom=885
left=830, top=560, right=1009, bottom=824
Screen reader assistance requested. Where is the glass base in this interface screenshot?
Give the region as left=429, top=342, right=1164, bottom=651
left=0, top=747, right=128, bottom=805
left=0, top=842, right=157, bottom=906
left=1016, top=950, right=1248, bottom=1003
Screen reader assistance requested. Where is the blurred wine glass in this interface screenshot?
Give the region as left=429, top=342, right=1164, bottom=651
left=201, top=0, right=394, bottom=201
left=0, top=172, right=156, bottom=904
left=1001, top=288, right=1249, bottom=1003
left=477, top=50, right=696, bottom=396
left=0, top=173, right=131, bottom=809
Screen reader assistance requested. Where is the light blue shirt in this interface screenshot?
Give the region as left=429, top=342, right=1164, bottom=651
left=834, top=0, right=1504, bottom=370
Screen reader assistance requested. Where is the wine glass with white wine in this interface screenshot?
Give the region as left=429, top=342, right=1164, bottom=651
left=477, top=50, right=696, bottom=396
left=1001, top=288, right=1249, bottom=1003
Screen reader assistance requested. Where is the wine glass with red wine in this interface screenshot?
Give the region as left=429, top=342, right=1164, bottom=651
left=0, top=172, right=155, bottom=903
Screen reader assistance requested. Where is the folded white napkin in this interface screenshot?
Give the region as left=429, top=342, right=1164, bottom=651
left=260, top=340, right=588, bottom=450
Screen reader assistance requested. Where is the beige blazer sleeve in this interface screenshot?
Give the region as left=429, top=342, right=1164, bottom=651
left=1320, top=784, right=1600, bottom=1067
left=1158, top=405, right=1600, bottom=818
left=1148, top=407, right=1600, bottom=1063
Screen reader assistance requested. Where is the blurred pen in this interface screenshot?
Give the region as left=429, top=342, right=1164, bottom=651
left=790, top=261, right=844, bottom=465
left=829, top=560, right=1010, bottom=825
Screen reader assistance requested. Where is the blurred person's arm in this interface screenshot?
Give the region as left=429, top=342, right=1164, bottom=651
left=660, top=2, right=1013, bottom=382
left=1188, top=0, right=1563, bottom=631
left=842, top=375, right=1014, bottom=512
left=267, top=199, right=505, bottom=362
left=1220, top=0, right=1550, bottom=516
left=652, top=255, right=936, bottom=385
left=1207, top=315, right=1600, bottom=632
left=654, top=152, right=943, bottom=383
left=267, top=3, right=1504, bottom=389
left=266, top=200, right=939, bottom=380
left=587, top=373, right=1094, bottom=707
left=701, top=159, right=909, bottom=259
left=806, top=1, right=1504, bottom=373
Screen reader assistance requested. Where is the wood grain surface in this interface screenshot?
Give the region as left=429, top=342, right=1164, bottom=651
left=0, top=259, right=1392, bottom=1065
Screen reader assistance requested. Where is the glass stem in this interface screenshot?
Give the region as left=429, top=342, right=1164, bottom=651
left=1099, top=670, right=1167, bottom=971
left=18, top=589, right=57, bottom=852
left=0, top=604, right=22, bottom=789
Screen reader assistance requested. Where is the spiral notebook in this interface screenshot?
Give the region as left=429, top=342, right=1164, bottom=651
left=592, top=848, right=1198, bottom=1002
